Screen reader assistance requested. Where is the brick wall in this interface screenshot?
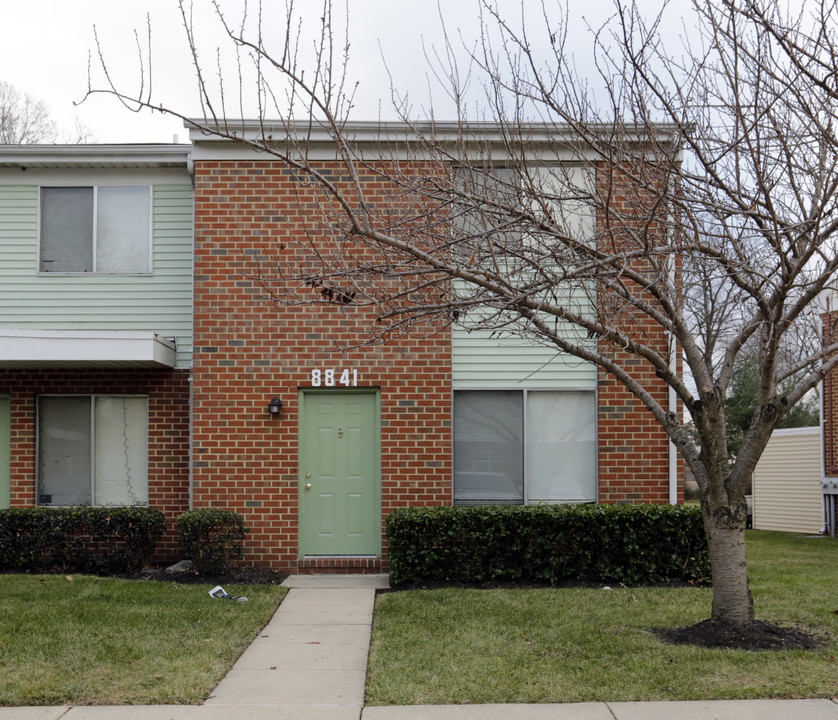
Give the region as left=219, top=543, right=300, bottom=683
left=1, top=368, right=190, bottom=561
left=595, top=160, right=680, bottom=504
left=597, top=361, right=676, bottom=503
left=191, top=160, right=452, bottom=572
left=823, top=311, right=837, bottom=475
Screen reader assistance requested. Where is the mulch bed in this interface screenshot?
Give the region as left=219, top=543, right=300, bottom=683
left=651, top=619, right=825, bottom=650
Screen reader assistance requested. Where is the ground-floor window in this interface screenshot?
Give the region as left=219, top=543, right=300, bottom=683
left=453, top=389, right=596, bottom=505
left=37, top=395, right=149, bottom=506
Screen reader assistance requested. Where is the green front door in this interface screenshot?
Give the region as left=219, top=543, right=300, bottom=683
left=300, top=391, right=380, bottom=556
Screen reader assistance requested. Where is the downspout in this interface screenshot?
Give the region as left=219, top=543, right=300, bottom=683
left=188, top=363, right=194, bottom=510
left=666, top=202, right=679, bottom=505
left=668, top=330, right=678, bottom=505
left=188, top=149, right=195, bottom=511
left=820, top=297, right=829, bottom=534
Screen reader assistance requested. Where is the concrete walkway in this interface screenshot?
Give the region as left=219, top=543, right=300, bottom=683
left=1, top=574, right=837, bottom=720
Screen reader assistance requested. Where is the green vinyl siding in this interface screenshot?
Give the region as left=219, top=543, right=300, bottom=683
left=452, top=326, right=597, bottom=389
left=0, top=184, right=193, bottom=367
left=452, top=284, right=597, bottom=389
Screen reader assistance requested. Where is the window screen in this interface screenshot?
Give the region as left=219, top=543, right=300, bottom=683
left=526, top=391, right=596, bottom=503
left=38, top=396, right=149, bottom=506
left=38, top=396, right=92, bottom=505
left=40, top=186, right=150, bottom=273
left=453, top=390, right=596, bottom=505
left=40, top=187, right=94, bottom=272
left=453, top=391, right=524, bottom=505
left=97, top=187, right=150, bottom=273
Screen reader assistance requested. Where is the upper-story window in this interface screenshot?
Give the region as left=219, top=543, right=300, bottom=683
left=39, top=186, right=151, bottom=273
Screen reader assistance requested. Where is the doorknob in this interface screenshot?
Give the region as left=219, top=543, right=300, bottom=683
left=306, top=483, right=312, bottom=490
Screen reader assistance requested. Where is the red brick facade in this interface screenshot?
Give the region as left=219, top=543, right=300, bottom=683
left=2, top=369, right=190, bottom=560
left=597, top=364, right=677, bottom=504
left=191, top=160, right=452, bottom=572
left=186, top=157, right=677, bottom=571
left=594, top=161, right=681, bottom=505
left=822, top=311, right=838, bottom=477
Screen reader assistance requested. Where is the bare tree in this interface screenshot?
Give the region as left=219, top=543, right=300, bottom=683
left=0, top=81, right=57, bottom=143
left=0, top=80, right=94, bottom=144
left=87, top=0, right=838, bottom=629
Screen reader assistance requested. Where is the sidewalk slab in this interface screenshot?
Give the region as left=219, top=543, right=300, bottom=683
left=62, top=706, right=361, bottom=719
left=361, top=701, right=838, bottom=720
left=280, top=588, right=380, bottom=606
left=253, top=622, right=373, bottom=646
left=205, top=667, right=367, bottom=706
left=362, top=704, right=614, bottom=720
left=0, top=710, right=69, bottom=720
left=204, top=581, right=375, bottom=710
left=608, top=699, right=838, bottom=719
left=275, top=589, right=376, bottom=624
left=234, top=634, right=371, bottom=670
left=281, top=574, right=389, bottom=590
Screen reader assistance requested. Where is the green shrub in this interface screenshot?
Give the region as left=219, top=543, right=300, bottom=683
left=385, top=504, right=709, bottom=586
left=177, top=508, right=248, bottom=575
left=0, top=506, right=166, bottom=574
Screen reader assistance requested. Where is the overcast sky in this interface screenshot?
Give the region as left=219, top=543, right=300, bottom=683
left=1, top=0, right=694, bottom=144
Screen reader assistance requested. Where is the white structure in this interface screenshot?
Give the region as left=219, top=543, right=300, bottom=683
left=751, top=426, right=823, bottom=534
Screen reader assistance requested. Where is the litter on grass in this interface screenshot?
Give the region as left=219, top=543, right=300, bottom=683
left=209, top=585, right=248, bottom=602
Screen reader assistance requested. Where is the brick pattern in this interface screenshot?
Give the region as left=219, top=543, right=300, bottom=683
left=597, top=362, right=675, bottom=503
left=823, top=312, right=837, bottom=476
left=824, top=312, right=837, bottom=528
left=191, top=160, right=452, bottom=572
left=0, top=369, right=190, bottom=560
left=595, top=161, right=680, bottom=504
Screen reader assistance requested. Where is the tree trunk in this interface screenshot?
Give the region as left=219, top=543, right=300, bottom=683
left=704, top=518, right=754, bottom=625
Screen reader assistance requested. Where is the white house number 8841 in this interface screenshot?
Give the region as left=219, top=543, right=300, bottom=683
left=311, top=369, right=359, bottom=387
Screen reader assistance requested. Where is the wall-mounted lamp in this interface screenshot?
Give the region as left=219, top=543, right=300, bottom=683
left=267, top=397, right=283, bottom=416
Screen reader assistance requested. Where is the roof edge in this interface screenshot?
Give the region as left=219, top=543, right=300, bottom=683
left=0, top=144, right=193, bottom=168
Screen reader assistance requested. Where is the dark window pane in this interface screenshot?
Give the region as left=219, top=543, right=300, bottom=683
left=40, top=187, right=93, bottom=272
left=454, top=390, right=524, bottom=505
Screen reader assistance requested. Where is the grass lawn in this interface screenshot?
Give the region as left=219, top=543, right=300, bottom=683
left=366, top=530, right=838, bottom=705
left=0, top=574, right=286, bottom=706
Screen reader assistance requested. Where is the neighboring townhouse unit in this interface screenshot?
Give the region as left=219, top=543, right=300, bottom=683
left=821, top=305, right=838, bottom=536
left=0, top=126, right=678, bottom=573
left=0, top=145, right=194, bottom=558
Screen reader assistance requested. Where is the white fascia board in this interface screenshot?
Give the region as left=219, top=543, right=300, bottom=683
left=187, top=119, right=682, bottom=162
left=0, top=329, right=176, bottom=368
left=0, top=144, right=192, bottom=169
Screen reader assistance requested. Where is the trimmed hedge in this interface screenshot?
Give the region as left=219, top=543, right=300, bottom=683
left=0, top=506, right=166, bottom=574
left=386, top=504, right=710, bottom=586
left=177, top=508, right=248, bottom=576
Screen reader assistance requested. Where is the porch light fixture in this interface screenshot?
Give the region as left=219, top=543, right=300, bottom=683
left=267, top=397, right=283, bottom=416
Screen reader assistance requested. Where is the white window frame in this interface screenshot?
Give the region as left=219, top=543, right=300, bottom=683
left=452, top=163, right=595, bottom=244
left=38, top=185, right=153, bottom=275
left=36, top=394, right=150, bottom=507
left=452, top=388, right=598, bottom=506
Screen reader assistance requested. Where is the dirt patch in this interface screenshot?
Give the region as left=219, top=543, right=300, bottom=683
left=651, top=619, right=825, bottom=650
